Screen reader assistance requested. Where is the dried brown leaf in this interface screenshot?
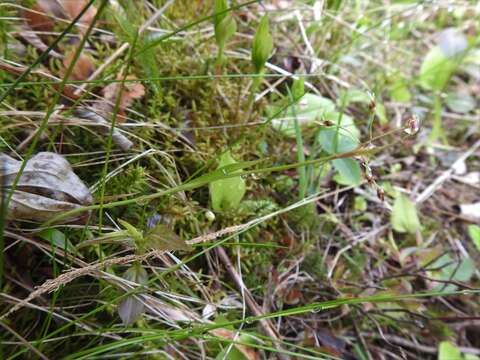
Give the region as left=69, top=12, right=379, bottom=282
left=101, top=76, right=145, bottom=123
left=1, top=152, right=93, bottom=222
left=23, top=4, right=55, bottom=32
left=62, top=48, right=95, bottom=81
left=59, top=0, right=97, bottom=27
left=209, top=328, right=259, bottom=360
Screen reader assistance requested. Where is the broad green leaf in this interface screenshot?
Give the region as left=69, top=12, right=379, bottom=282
left=39, top=229, right=76, bottom=254
left=445, top=92, right=475, bottom=114
left=144, top=223, right=192, bottom=252
left=419, top=46, right=457, bottom=91
left=332, top=158, right=361, bottom=186
left=468, top=225, right=480, bottom=253
left=438, top=342, right=462, bottom=360
left=391, top=194, right=421, bottom=234
left=465, top=355, right=480, bottom=360
left=354, top=196, right=367, bottom=211
left=271, top=93, right=336, bottom=137
left=252, top=15, right=273, bottom=72
left=317, top=113, right=360, bottom=154
left=428, top=254, right=474, bottom=292
left=390, top=78, right=411, bottom=103
left=209, top=151, right=246, bottom=212
left=343, top=89, right=371, bottom=104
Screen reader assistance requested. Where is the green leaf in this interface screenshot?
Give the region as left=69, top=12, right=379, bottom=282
left=390, top=78, right=411, bottom=103
left=291, top=78, right=305, bottom=100
left=209, top=151, right=246, bottom=212
left=428, top=254, right=474, bottom=292
left=318, top=113, right=360, bottom=154
left=39, top=229, right=76, bottom=254
left=375, top=103, right=388, bottom=125
left=445, top=92, right=476, bottom=114
left=438, top=342, right=462, bottom=360
left=391, top=194, right=421, bottom=234
left=118, top=219, right=144, bottom=245
left=271, top=93, right=336, bottom=137
left=468, top=225, right=480, bottom=253
left=251, top=15, right=273, bottom=72
left=144, top=223, right=192, bottom=252
left=332, top=158, right=361, bottom=186
left=419, top=46, right=457, bottom=91
left=343, top=89, right=371, bottom=104
left=213, top=0, right=236, bottom=56
left=354, top=196, right=367, bottom=211
left=213, top=0, right=229, bottom=26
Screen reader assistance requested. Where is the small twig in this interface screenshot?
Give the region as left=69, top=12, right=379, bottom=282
left=0, top=320, right=50, bottom=360
left=216, top=246, right=290, bottom=360
left=415, top=139, right=480, bottom=204
left=363, top=332, right=480, bottom=356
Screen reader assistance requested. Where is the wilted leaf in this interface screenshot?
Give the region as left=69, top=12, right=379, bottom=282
left=468, top=225, right=480, bottom=253
left=209, top=151, right=246, bottom=212
left=144, top=223, right=192, bottom=252
left=118, top=263, right=148, bottom=325
left=118, top=296, right=144, bottom=326
left=391, top=194, right=421, bottom=234
left=252, top=15, right=273, bottom=72
left=0, top=152, right=93, bottom=222
left=438, top=342, right=462, bottom=360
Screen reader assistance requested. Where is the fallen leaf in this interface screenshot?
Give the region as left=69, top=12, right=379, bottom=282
left=23, top=4, right=55, bottom=32
left=101, top=76, right=145, bottom=123
left=210, top=328, right=259, bottom=360
left=62, top=48, right=95, bottom=81
left=21, top=1, right=64, bottom=59
left=59, top=0, right=98, bottom=29
left=74, top=108, right=134, bottom=150
left=0, top=152, right=93, bottom=222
